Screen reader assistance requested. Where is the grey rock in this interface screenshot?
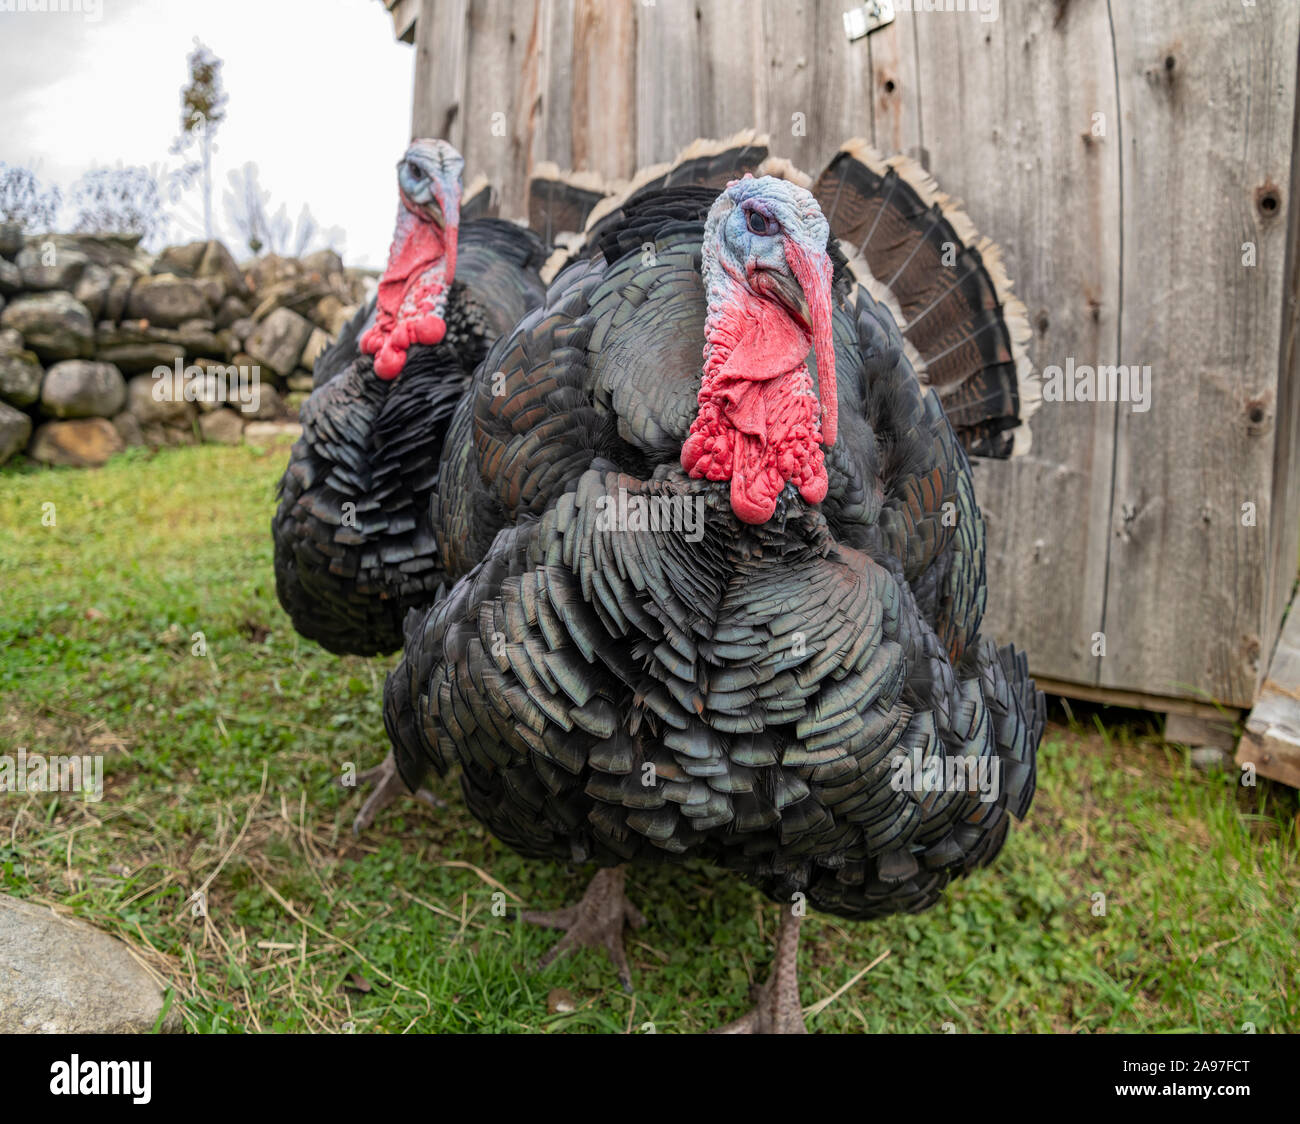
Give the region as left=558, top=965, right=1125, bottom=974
left=215, top=295, right=250, bottom=329
left=17, top=244, right=89, bottom=291
left=126, top=373, right=196, bottom=425
left=198, top=408, right=244, bottom=445
left=73, top=262, right=113, bottom=321
left=0, top=222, right=22, bottom=260
left=95, top=320, right=185, bottom=375
left=301, top=248, right=344, bottom=280
left=0, top=894, right=182, bottom=1032
left=286, top=372, right=314, bottom=393
left=0, top=332, right=43, bottom=407
left=125, top=273, right=211, bottom=328
left=197, top=240, right=249, bottom=298
left=102, top=267, right=135, bottom=323
left=27, top=417, right=124, bottom=467
left=0, top=402, right=32, bottom=465
left=111, top=410, right=144, bottom=448
left=243, top=420, right=301, bottom=447
left=0, top=257, right=21, bottom=296
left=0, top=292, right=94, bottom=361
left=227, top=316, right=255, bottom=344
left=174, top=319, right=230, bottom=359
left=245, top=307, right=313, bottom=377
left=301, top=327, right=331, bottom=370
left=40, top=360, right=126, bottom=419
left=152, top=242, right=206, bottom=276
left=247, top=383, right=283, bottom=420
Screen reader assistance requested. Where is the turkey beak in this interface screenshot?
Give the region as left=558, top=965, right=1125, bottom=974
left=783, top=239, right=837, bottom=447
left=432, top=181, right=460, bottom=279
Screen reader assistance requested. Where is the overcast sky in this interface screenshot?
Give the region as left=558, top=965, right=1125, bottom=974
left=0, top=0, right=415, bottom=267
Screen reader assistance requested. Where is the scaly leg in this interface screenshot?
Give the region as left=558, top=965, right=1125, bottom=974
left=714, top=906, right=808, bottom=1034
left=347, top=751, right=445, bottom=835
left=520, top=866, right=646, bottom=991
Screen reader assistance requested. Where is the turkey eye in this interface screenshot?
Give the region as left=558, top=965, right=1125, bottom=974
left=746, top=210, right=770, bottom=235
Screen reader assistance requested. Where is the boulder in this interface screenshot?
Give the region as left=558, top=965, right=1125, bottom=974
left=27, top=417, right=124, bottom=467
left=153, top=242, right=207, bottom=277
left=0, top=894, right=182, bottom=1033
left=301, top=327, right=331, bottom=369
left=243, top=420, right=301, bottom=447
left=247, top=383, right=284, bottom=420
left=301, top=248, right=344, bottom=280
left=0, top=257, right=21, bottom=296
left=40, top=360, right=126, bottom=419
left=73, top=262, right=113, bottom=321
left=245, top=253, right=301, bottom=294
left=0, top=402, right=32, bottom=465
left=215, top=294, right=251, bottom=329
left=17, top=243, right=89, bottom=291
left=0, top=331, right=43, bottom=407
left=245, top=307, right=313, bottom=377
left=198, top=408, right=244, bottom=445
left=174, top=319, right=231, bottom=359
left=0, top=222, right=22, bottom=260
left=102, top=267, right=135, bottom=323
left=197, top=240, right=249, bottom=298
left=95, top=320, right=185, bottom=374
left=287, top=372, right=314, bottom=393
left=125, top=273, right=211, bottom=328
left=126, top=373, right=196, bottom=426
left=228, top=316, right=255, bottom=343
left=0, top=292, right=94, bottom=361
left=110, top=410, right=144, bottom=448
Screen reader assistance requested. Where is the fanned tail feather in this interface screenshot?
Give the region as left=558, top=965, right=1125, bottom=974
left=814, top=139, right=1037, bottom=457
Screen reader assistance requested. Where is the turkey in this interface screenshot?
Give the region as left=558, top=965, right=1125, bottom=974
left=272, top=139, right=605, bottom=827
left=384, top=133, right=1043, bottom=1031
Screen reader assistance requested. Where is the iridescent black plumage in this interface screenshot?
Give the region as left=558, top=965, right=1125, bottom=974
left=273, top=218, right=547, bottom=656
left=385, top=157, right=1042, bottom=925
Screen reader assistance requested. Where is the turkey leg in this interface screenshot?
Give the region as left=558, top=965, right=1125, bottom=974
left=347, top=751, right=445, bottom=835
left=713, top=905, right=808, bottom=1034
left=520, top=865, right=646, bottom=992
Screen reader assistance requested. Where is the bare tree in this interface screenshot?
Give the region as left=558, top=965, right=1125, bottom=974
left=70, top=166, right=169, bottom=247
left=0, top=163, right=62, bottom=231
left=223, top=162, right=345, bottom=258
left=170, top=39, right=227, bottom=240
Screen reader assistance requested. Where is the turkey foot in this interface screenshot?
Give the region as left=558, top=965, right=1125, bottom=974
left=520, top=866, right=646, bottom=992
left=347, top=751, right=444, bottom=835
left=713, top=906, right=808, bottom=1034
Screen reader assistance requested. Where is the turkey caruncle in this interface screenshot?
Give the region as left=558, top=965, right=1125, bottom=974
left=272, top=138, right=609, bottom=830
left=384, top=133, right=1044, bottom=1031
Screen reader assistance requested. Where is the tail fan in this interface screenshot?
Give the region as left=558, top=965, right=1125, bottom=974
left=814, top=140, right=1037, bottom=457
left=462, top=173, right=498, bottom=222
left=581, top=129, right=773, bottom=234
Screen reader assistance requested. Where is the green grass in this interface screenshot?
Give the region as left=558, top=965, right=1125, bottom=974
left=1, top=444, right=1297, bottom=1033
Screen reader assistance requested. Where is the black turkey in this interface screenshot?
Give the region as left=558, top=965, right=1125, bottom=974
left=272, top=139, right=600, bottom=827
left=385, top=134, right=1043, bottom=1031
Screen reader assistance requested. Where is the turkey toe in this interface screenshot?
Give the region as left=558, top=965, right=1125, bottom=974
left=521, top=866, right=644, bottom=991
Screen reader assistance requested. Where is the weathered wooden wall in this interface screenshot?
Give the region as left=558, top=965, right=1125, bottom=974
left=405, top=0, right=1300, bottom=712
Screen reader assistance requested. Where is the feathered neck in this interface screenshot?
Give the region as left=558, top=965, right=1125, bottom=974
left=680, top=251, right=829, bottom=525
left=360, top=202, right=458, bottom=379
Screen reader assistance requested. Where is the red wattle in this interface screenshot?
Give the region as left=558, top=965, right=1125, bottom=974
left=682, top=290, right=829, bottom=525
left=360, top=214, right=456, bottom=379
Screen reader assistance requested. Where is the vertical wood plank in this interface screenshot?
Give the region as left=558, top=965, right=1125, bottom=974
left=905, top=0, right=1122, bottom=688
left=411, top=0, right=471, bottom=145
left=572, top=0, right=637, bottom=181
left=1102, top=0, right=1299, bottom=706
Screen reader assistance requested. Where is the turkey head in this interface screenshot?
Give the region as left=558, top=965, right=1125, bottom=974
left=361, top=138, right=465, bottom=379
left=681, top=174, right=836, bottom=525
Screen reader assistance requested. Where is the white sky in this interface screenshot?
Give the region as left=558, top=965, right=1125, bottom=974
left=0, top=0, right=415, bottom=267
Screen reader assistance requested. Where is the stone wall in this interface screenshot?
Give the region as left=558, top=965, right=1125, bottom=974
left=0, top=223, right=369, bottom=467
